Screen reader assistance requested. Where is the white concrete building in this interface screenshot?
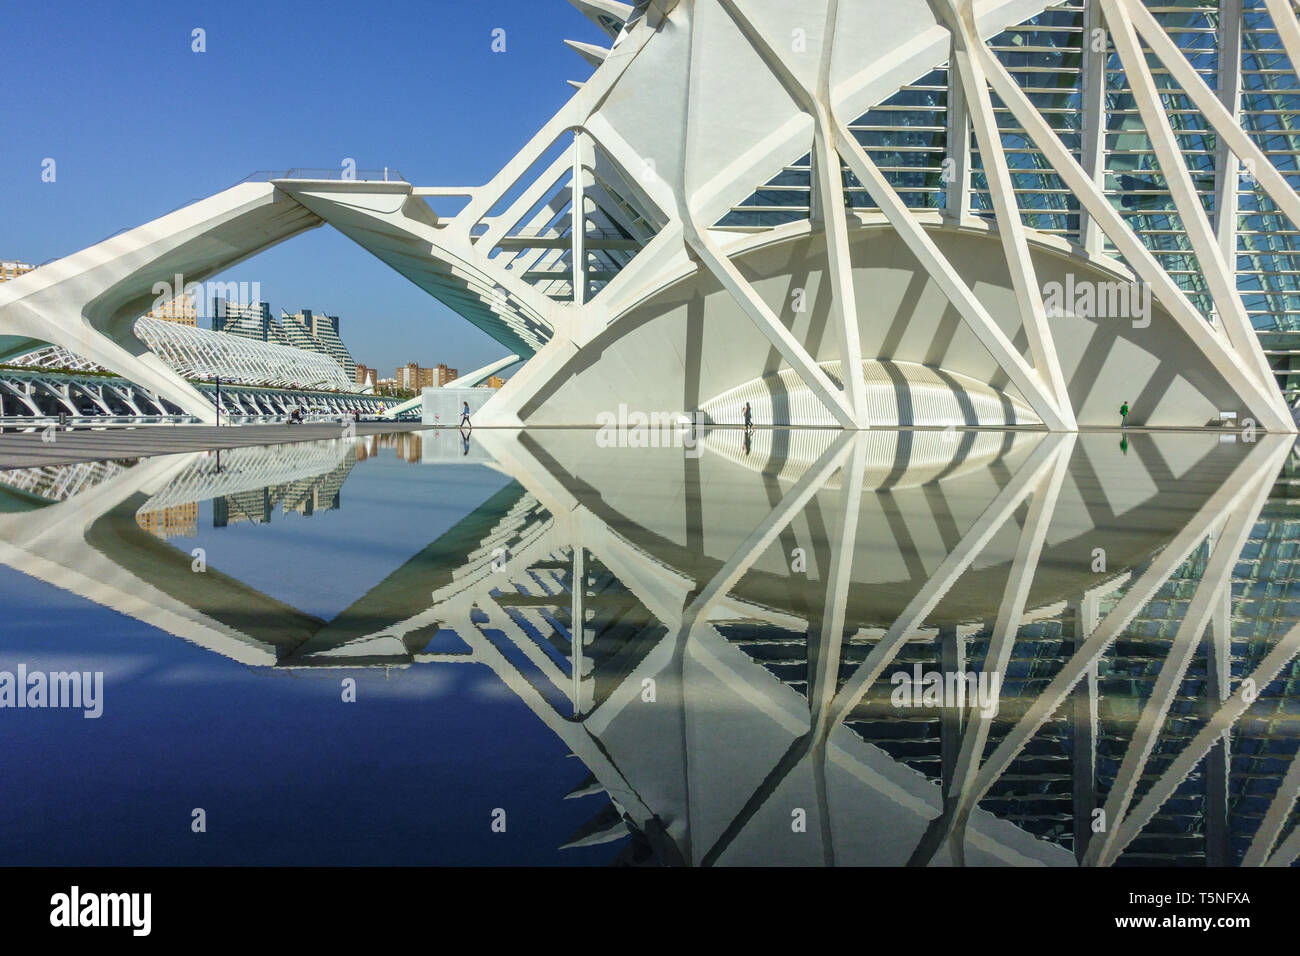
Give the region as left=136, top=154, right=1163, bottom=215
left=4, top=0, right=1300, bottom=430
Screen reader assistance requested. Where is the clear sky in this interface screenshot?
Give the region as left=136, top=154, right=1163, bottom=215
left=0, top=0, right=610, bottom=378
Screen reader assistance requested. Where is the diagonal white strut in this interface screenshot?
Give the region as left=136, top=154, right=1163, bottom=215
left=1102, top=0, right=1280, bottom=396
left=970, top=33, right=1296, bottom=432
left=940, top=0, right=1076, bottom=428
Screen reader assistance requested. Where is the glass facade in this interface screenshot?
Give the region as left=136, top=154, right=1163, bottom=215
left=719, top=0, right=1300, bottom=345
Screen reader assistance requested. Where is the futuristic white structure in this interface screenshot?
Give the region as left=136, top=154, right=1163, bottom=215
left=11, top=316, right=356, bottom=391
left=6, top=0, right=1300, bottom=430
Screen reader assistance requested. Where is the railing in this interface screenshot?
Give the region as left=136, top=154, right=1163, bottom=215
left=0, top=410, right=398, bottom=429
left=240, top=168, right=407, bottom=184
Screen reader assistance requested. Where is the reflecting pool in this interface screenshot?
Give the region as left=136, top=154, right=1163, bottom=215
left=1, top=426, right=1298, bottom=866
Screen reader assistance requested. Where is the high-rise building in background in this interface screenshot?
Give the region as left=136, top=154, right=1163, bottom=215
left=394, top=363, right=460, bottom=390
left=209, top=300, right=358, bottom=384
left=145, top=291, right=197, bottom=326
left=486, top=376, right=506, bottom=389
left=355, top=364, right=377, bottom=388
left=212, top=300, right=274, bottom=340
left=396, top=363, right=433, bottom=390
left=0, top=261, right=35, bottom=283
left=280, top=309, right=356, bottom=382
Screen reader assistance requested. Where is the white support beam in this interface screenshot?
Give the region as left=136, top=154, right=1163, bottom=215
left=972, top=39, right=1295, bottom=432
left=941, top=0, right=1076, bottom=428
left=810, top=2, right=868, bottom=426
left=1110, top=614, right=1300, bottom=861
left=677, top=7, right=856, bottom=429
left=474, top=594, right=572, bottom=693
left=1243, top=744, right=1300, bottom=866
left=1071, top=593, right=1101, bottom=863
left=947, top=433, right=1074, bottom=843
left=443, top=354, right=522, bottom=389
left=1079, top=0, right=1108, bottom=256
left=452, top=608, right=657, bottom=827
left=1086, top=465, right=1272, bottom=866
left=680, top=432, right=853, bottom=627
left=570, top=544, right=587, bottom=716
left=564, top=38, right=610, bottom=69
left=1125, top=1, right=1300, bottom=241
left=907, top=434, right=1074, bottom=865
left=944, top=37, right=973, bottom=223
left=716, top=0, right=869, bottom=425
left=1203, top=538, right=1233, bottom=866
left=825, top=433, right=1066, bottom=730
left=968, top=435, right=1292, bottom=809
left=835, top=130, right=1069, bottom=429
left=453, top=14, right=657, bottom=240
left=1214, top=0, right=1244, bottom=268
left=478, top=149, right=573, bottom=254
left=572, top=130, right=589, bottom=307
left=809, top=432, right=867, bottom=735
left=1266, top=817, right=1300, bottom=867
left=1102, top=0, right=1277, bottom=393
left=684, top=231, right=858, bottom=427
left=1263, top=0, right=1300, bottom=86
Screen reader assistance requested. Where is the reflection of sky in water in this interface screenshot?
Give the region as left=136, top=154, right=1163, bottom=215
left=0, top=428, right=1298, bottom=867
left=183, top=454, right=510, bottom=619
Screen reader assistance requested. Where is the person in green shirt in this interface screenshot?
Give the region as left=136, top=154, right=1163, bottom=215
left=1120, top=400, right=1130, bottom=428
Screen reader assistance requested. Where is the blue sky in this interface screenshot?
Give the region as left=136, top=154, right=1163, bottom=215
left=0, top=0, right=608, bottom=377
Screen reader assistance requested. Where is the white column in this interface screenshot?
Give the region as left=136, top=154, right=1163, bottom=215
left=1070, top=593, right=1100, bottom=863
left=571, top=544, right=586, bottom=715
left=974, top=39, right=1294, bottom=431
left=1263, top=0, right=1300, bottom=82
left=1103, top=0, right=1275, bottom=392
left=942, top=0, right=1076, bottom=428
left=571, top=130, right=588, bottom=307
left=1214, top=0, right=1244, bottom=270
left=944, top=38, right=972, bottom=223
left=810, top=0, right=868, bottom=425
left=1079, top=0, right=1108, bottom=256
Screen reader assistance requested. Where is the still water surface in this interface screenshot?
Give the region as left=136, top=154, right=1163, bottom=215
left=0, top=426, right=1297, bottom=866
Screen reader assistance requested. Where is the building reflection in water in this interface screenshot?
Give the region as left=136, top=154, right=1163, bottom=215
left=355, top=431, right=423, bottom=464
left=0, top=426, right=1298, bottom=867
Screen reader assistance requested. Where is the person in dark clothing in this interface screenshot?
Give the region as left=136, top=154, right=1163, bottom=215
left=743, top=401, right=752, bottom=430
